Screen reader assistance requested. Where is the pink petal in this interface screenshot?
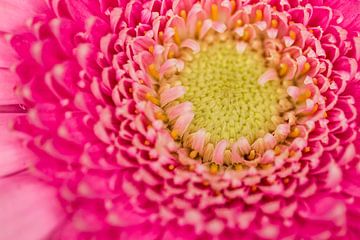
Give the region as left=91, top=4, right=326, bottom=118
left=0, top=174, right=65, bottom=240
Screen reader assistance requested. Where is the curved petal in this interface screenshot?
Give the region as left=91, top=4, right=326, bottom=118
left=0, top=174, right=65, bottom=240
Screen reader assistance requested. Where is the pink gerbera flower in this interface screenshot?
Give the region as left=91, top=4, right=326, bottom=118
left=1, top=0, right=360, bottom=239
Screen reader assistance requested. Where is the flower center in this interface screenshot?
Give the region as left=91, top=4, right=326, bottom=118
left=179, top=40, right=288, bottom=144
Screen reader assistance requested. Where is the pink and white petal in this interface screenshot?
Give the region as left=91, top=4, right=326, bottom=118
left=0, top=69, right=20, bottom=105
left=0, top=0, right=48, bottom=32
left=0, top=114, right=30, bottom=177
left=324, top=0, right=360, bottom=32
left=0, top=174, right=65, bottom=240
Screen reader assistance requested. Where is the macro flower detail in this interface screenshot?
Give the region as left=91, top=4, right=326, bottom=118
left=0, top=0, right=359, bottom=239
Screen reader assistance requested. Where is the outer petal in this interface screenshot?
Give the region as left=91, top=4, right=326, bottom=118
left=0, top=114, right=30, bottom=177
left=0, top=0, right=48, bottom=32
left=0, top=174, right=65, bottom=240
left=324, top=0, right=360, bottom=31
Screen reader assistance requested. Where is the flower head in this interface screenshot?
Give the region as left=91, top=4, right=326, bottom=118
left=0, top=0, right=360, bottom=239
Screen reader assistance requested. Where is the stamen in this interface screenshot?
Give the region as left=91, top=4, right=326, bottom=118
left=302, top=62, right=311, bottom=74
left=230, top=0, right=236, bottom=13
left=234, top=163, right=243, bottom=171
left=289, top=150, right=296, bottom=157
left=243, top=29, right=250, bottom=41
left=236, top=19, right=244, bottom=27
left=189, top=150, right=199, bottom=159
left=196, top=20, right=202, bottom=38
left=155, top=112, right=168, bottom=122
left=289, top=127, right=300, bottom=138
left=148, top=45, right=154, bottom=53
left=303, top=147, right=311, bottom=153
left=168, top=51, right=175, bottom=59
left=209, top=163, right=219, bottom=174
left=146, top=93, right=160, bottom=106
left=289, top=30, right=296, bottom=40
left=148, top=64, right=160, bottom=79
left=211, top=4, right=219, bottom=21
left=274, top=146, right=282, bottom=155
left=271, top=19, right=278, bottom=28
left=180, top=10, right=187, bottom=20
left=279, top=63, right=288, bottom=77
left=171, top=129, right=180, bottom=140
left=158, top=31, right=164, bottom=42
left=255, top=9, right=263, bottom=21
left=168, top=164, right=175, bottom=171
left=311, top=103, right=319, bottom=114
left=297, top=89, right=312, bottom=103
left=246, top=150, right=256, bottom=160
left=173, top=27, right=182, bottom=45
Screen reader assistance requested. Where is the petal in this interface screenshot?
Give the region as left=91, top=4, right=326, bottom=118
left=0, top=114, right=30, bottom=177
left=0, top=0, right=48, bottom=32
left=0, top=174, right=65, bottom=240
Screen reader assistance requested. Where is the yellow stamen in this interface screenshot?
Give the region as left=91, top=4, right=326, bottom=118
left=261, top=163, right=273, bottom=170
left=230, top=0, right=236, bottom=13
left=271, top=19, right=278, bottom=28
left=155, top=112, right=168, bottom=122
left=171, top=130, right=179, bottom=140
left=243, top=29, right=250, bottom=41
left=148, top=45, right=154, bottom=53
left=289, top=127, right=300, bottom=138
left=196, top=20, right=202, bottom=38
left=311, top=103, right=319, bottom=114
left=144, top=140, right=150, bottom=146
left=236, top=19, right=243, bottom=27
left=289, top=30, right=296, bottom=40
left=303, top=147, right=311, bottom=153
left=139, top=79, right=144, bottom=84
left=145, top=93, right=160, bottom=106
left=279, top=63, right=288, bottom=77
left=180, top=10, right=187, bottom=20
left=128, top=87, right=133, bottom=93
left=302, top=62, right=311, bottom=74
left=168, top=51, right=175, bottom=59
left=203, top=180, right=209, bottom=186
left=289, top=21, right=295, bottom=25
left=189, top=150, right=198, bottom=159
left=211, top=4, right=219, bottom=21
left=168, top=164, right=175, bottom=171
left=251, top=185, right=257, bottom=192
left=297, top=89, right=312, bottom=102
left=148, top=64, right=160, bottom=79
left=323, top=111, right=328, bottom=118
left=234, top=163, right=243, bottom=171
left=209, top=163, right=219, bottom=174
left=274, top=146, right=282, bottom=155
left=255, top=9, right=263, bottom=21
left=188, top=165, right=196, bottom=171
left=283, top=178, right=290, bottom=184
left=289, top=150, right=296, bottom=157
left=247, top=149, right=256, bottom=160
left=158, top=31, right=164, bottom=42
left=173, top=27, right=181, bottom=45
